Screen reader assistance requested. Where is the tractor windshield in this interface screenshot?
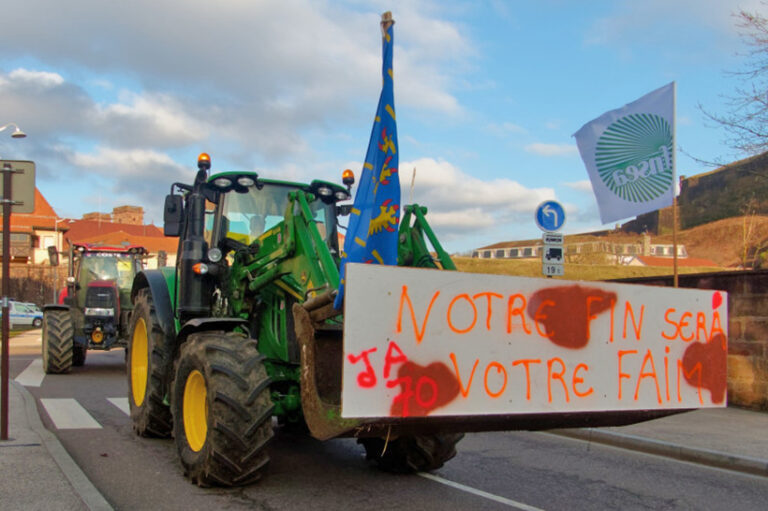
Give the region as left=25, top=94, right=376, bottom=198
left=217, top=183, right=339, bottom=251
left=76, top=253, right=142, bottom=308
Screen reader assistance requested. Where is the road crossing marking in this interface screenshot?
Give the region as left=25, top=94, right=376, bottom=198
left=41, top=398, right=102, bottom=430
left=15, top=358, right=45, bottom=387
left=108, top=397, right=130, bottom=415
left=418, top=472, right=545, bottom=511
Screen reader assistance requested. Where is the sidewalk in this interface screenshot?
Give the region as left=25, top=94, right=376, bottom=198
left=0, top=376, right=113, bottom=510
left=550, top=406, right=768, bottom=477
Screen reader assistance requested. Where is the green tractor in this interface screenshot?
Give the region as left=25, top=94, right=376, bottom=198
left=127, top=153, right=462, bottom=486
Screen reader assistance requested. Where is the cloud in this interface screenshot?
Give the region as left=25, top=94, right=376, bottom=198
left=68, top=147, right=193, bottom=220
left=585, top=0, right=751, bottom=49
left=398, top=158, right=555, bottom=240
left=486, top=122, right=527, bottom=137
left=525, top=143, right=578, bottom=156
left=0, top=1, right=471, bottom=122
left=96, top=92, right=209, bottom=148
left=563, top=180, right=594, bottom=192
left=0, top=1, right=476, bottom=172
left=8, top=68, right=64, bottom=88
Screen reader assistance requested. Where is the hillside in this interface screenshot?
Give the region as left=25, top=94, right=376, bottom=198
left=651, top=215, right=768, bottom=268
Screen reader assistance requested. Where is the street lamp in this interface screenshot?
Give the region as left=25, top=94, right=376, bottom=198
left=0, top=123, right=26, bottom=139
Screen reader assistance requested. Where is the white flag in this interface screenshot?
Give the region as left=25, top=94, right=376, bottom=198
left=573, top=82, right=675, bottom=224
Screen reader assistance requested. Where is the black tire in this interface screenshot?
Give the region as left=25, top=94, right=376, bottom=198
left=359, top=433, right=464, bottom=473
left=127, top=288, right=174, bottom=437
left=33, top=317, right=42, bottom=328
left=73, top=344, right=87, bottom=367
left=172, top=332, right=274, bottom=487
left=42, top=310, right=74, bottom=374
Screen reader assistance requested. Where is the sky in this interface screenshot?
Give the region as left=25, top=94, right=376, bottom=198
left=0, top=0, right=763, bottom=254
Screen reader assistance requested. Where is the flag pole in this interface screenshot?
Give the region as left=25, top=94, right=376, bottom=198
left=672, top=82, right=679, bottom=288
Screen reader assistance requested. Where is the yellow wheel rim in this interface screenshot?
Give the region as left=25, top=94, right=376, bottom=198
left=131, top=318, right=148, bottom=407
left=183, top=369, right=208, bottom=452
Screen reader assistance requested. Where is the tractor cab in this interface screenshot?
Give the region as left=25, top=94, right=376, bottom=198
left=70, top=243, right=146, bottom=350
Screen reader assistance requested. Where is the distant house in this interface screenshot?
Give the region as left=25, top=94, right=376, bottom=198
left=63, top=210, right=175, bottom=268
left=73, top=230, right=178, bottom=268
left=472, top=234, right=692, bottom=265
left=1, top=188, right=67, bottom=264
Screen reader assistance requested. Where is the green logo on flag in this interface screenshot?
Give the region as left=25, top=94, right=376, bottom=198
left=595, top=113, right=673, bottom=203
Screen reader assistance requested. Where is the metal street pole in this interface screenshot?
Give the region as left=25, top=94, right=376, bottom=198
left=1, top=163, right=12, bottom=439
left=0, top=123, right=26, bottom=441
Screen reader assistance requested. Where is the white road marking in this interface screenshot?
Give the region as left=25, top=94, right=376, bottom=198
left=41, top=398, right=102, bottom=430
left=107, top=397, right=130, bottom=415
left=14, top=358, right=45, bottom=387
left=418, top=472, right=545, bottom=511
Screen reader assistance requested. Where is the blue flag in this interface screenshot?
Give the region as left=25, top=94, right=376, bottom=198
left=335, top=13, right=400, bottom=310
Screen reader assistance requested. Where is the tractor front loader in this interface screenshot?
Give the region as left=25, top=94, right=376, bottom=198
left=127, top=154, right=673, bottom=486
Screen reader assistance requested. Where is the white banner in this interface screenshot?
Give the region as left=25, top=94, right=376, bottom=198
left=341, top=264, right=727, bottom=418
left=574, top=82, right=675, bottom=224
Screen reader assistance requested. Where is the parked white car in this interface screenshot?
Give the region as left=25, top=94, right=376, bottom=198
left=0, top=301, right=43, bottom=328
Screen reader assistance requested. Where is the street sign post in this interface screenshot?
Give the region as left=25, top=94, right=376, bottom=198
left=535, top=201, right=565, bottom=277
left=1, top=160, right=35, bottom=440
left=535, top=200, right=566, bottom=232
left=542, top=232, right=564, bottom=277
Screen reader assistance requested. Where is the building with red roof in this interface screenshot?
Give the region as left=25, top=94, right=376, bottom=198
left=2, top=188, right=68, bottom=264
left=2, top=188, right=175, bottom=268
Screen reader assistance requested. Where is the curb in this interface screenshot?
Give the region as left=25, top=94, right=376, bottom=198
left=13, top=380, right=114, bottom=511
left=547, top=428, right=768, bottom=478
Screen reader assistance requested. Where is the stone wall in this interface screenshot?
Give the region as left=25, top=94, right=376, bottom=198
left=617, top=270, right=768, bottom=411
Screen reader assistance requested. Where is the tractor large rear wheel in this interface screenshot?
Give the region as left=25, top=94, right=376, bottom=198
left=172, top=332, right=274, bottom=487
left=42, top=310, right=74, bottom=374
left=127, top=288, right=173, bottom=437
left=359, top=433, right=464, bottom=473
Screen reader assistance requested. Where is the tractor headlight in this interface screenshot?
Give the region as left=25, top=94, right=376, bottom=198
left=213, top=177, right=233, bottom=188
left=316, top=186, right=332, bottom=197
left=84, top=307, right=115, bottom=316
left=335, top=190, right=349, bottom=201
left=237, top=176, right=255, bottom=187
left=207, top=248, right=222, bottom=263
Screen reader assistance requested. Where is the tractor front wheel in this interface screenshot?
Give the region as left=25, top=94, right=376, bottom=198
left=359, top=433, right=464, bottom=473
left=42, top=310, right=74, bottom=374
left=172, top=332, right=274, bottom=487
left=127, top=288, right=173, bottom=437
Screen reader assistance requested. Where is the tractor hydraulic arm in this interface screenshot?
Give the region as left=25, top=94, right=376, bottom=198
left=229, top=191, right=341, bottom=315
left=398, top=204, right=456, bottom=270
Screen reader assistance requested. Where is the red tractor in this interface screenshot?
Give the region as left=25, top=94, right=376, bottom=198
left=43, top=243, right=147, bottom=373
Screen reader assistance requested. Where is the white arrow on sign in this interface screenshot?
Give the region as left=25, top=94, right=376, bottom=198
left=542, top=204, right=559, bottom=226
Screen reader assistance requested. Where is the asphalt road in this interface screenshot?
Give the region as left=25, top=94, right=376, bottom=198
left=8, top=333, right=768, bottom=511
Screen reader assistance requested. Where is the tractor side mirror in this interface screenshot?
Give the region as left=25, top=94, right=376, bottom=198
left=47, top=246, right=59, bottom=266
left=164, top=194, right=184, bottom=236
left=336, top=204, right=353, bottom=217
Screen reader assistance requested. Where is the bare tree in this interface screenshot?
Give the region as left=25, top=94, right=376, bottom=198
left=699, top=7, right=768, bottom=159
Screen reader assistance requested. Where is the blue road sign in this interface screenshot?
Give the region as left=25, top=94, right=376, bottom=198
left=535, top=200, right=566, bottom=232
